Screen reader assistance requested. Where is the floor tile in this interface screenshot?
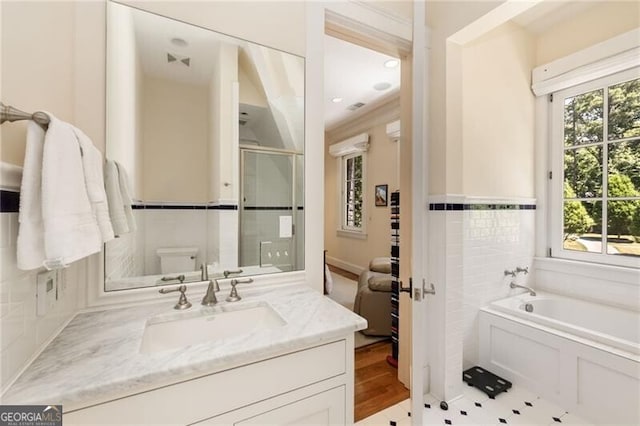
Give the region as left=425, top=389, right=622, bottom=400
left=355, top=411, right=394, bottom=426
left=461, top=383, right=490, bottom=404
left=557, top=412, right=593, bottom=425
left=492, top=386, right=539, bottom=410
left=381, top=400, right=412, bottom=423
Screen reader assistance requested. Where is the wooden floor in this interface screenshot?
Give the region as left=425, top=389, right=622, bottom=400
left=327, top=264, right=409, bottom=421
left=354, top=341, right=410, bottom=422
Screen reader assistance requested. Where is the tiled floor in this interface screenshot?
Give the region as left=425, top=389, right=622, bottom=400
left=355, top=383, right=593, bottom=425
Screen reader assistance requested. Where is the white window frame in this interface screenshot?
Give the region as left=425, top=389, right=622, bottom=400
left=338, top=151, right=367, bottom=237
left=549, top=66, right=640, bottom=268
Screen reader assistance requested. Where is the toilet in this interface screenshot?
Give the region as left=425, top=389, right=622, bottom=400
left=156, top=247, right=198, bottom=274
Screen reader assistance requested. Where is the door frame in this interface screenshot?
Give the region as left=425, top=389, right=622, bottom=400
left=238, top=146, right=301, bottom=270
left=308, top=3, right=430, bottom=424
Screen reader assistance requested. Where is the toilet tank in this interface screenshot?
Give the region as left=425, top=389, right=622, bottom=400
left=156, top=247, right=198, bottom=274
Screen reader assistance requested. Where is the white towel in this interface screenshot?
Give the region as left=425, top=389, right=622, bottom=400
left=72, top=126, right=115, bottom=243
left=105, top=160, right=128, bottom=236
left=116, top=162, right=136, bottom=233
left=105, top=160, right=136, bottom=236
left=41, top=115, right=102, bottom=269
left=16, top=121, right=47, bottom=270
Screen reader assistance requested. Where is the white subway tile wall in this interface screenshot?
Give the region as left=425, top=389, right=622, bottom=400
left=143, top=209, right=208, bottom=274
left=462, top=204, right=535, bottom=368
left=0, top=212, right=84, bottom=392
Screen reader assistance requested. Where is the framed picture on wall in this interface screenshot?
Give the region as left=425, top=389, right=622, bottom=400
left=375, top=184, right=388, bottom=207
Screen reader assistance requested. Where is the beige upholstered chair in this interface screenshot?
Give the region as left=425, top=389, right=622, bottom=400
left=353, top=257, right=392, bottom=336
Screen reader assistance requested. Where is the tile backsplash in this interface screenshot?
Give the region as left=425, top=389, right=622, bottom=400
left=0, top=209, right=85, bottom=393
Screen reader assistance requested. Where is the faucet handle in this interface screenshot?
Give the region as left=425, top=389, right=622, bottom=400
left=226, top=278, right=253, bottom=302
left=223, top=269, right=243, bottom=278
left=504, top=269, right=516, bottom=277
left=161, top=274, right=186, bottom=283
left=159, top=285, right=192, bottom=310
left=516, top=266, right=529, bottom=275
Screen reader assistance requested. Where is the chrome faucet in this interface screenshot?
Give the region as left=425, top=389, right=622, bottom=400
left=509, top=281, right=536, bottom=296
left=159, top=284, right=192, bottom=309
left=201, top=263, right=220, bottom=306
left=227, top=278, right=253, bottom=302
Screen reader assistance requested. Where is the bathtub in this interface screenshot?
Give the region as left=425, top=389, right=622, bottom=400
left=488, top=292, right=639, bottom=355
left=479, top=291, right=639, bottom=425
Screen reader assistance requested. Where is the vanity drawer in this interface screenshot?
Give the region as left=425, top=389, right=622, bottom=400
left=64, top=339, right=347, bottom=425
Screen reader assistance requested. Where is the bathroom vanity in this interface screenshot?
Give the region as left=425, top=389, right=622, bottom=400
left=2, top=284, right=366, bottom=425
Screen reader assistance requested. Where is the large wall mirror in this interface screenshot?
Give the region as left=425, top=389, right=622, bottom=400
left=104, top=2, right=305, bottom=291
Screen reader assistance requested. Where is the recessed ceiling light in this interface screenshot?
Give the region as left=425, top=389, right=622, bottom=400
left=373, top=82, right=392, bottom=91
left=171, top=37, right=188, bottom=47
left=331, top=97, right=343, bottom=103
left=384, top=59, right=399, bottom=68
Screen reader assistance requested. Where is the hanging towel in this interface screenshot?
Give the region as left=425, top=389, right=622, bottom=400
left=41, top=115, right=102, bottom=269
left=105, top=160, right=128, bottom=236
left=71, top=126, right=115, bottom=243
left=116, top=162, right=136, bottom=233
left=16, top=121, right=47, bottom=270
left=105, top=160, right=136, bottom=236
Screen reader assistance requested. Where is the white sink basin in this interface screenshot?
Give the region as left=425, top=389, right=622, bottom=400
left=140, top=302, right=286, bottom=354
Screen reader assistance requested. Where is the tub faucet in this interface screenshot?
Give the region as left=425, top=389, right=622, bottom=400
left=504, top=269, right=516, bottom=278
left=509, top=281, right=536, bottom=296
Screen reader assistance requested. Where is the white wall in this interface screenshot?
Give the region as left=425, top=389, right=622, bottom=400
left=0, top=1, right=88, bottom=392
left=141, top=75, right=209, bottom=203
left=105, top=1, right=142, bottom=197
left=461, top=22, right=535, bottom=198
left=324, top=97, right=400, bottom=274
left=535, top=1, right=640, bottom=66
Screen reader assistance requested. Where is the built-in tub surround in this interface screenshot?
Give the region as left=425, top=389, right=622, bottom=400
left=1, top=284, right=366, bottom=412
left=480, top=292, right=639, bottom=425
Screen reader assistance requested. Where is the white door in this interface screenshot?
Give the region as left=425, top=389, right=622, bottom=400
left=409, top=2, right=429, bottom=425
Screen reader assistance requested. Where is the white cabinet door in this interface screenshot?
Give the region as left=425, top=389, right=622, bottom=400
left=196, top=386, right=345, bottom=426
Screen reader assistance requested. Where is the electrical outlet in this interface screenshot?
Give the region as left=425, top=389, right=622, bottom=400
left=37, top=270, right=57, bottom=317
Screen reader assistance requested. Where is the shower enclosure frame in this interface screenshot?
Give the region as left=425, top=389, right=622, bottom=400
left=238, top=145, right=303, bottom=272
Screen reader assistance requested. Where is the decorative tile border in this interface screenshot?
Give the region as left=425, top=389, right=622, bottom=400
left=131, top=204, right=238, bottom=210
left=244, top=206, right=305, bottom=211
left=0, top=190, right=19, bottom=213
left=429, top=203, right=536, bottom=211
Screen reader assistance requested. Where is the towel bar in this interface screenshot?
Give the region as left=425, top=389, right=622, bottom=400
left=0, top=102, right=50, bottom=129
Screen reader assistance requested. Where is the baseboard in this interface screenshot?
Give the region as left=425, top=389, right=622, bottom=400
left=326, top=256, right=365, bottom=276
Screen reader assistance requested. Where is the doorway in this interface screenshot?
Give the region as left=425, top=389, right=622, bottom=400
left=321, top=30, right=410, bottom=422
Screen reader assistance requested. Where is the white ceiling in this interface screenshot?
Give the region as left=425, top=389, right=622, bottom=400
left=324, top=35, right=401, bottom=130
left=130, top=9, right=401, bottom=129
left=131, top=7, right=245, bottom=86
left=511, top=1, right=597, bottom=34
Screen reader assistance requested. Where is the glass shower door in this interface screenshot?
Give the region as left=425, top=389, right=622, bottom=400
left=239, top=149, right=299, bottom=272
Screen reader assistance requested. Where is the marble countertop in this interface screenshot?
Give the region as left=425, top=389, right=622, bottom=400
left=2, top=284, right=366, bottom=411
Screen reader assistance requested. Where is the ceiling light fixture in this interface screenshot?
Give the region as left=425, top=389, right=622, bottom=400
left=373, top=82, right=392, bottom=91
left=171, top=37, right=188, bottom=47
left=331, top=97, right=343, bottom=103
left=384, top=59, right=399, bottom=68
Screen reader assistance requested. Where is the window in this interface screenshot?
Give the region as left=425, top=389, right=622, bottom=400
left=342, top=153, right=365, bottom=232
left=329, top=132, right=369, bottom=237
left=551, top=67, right=640, bottom=267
